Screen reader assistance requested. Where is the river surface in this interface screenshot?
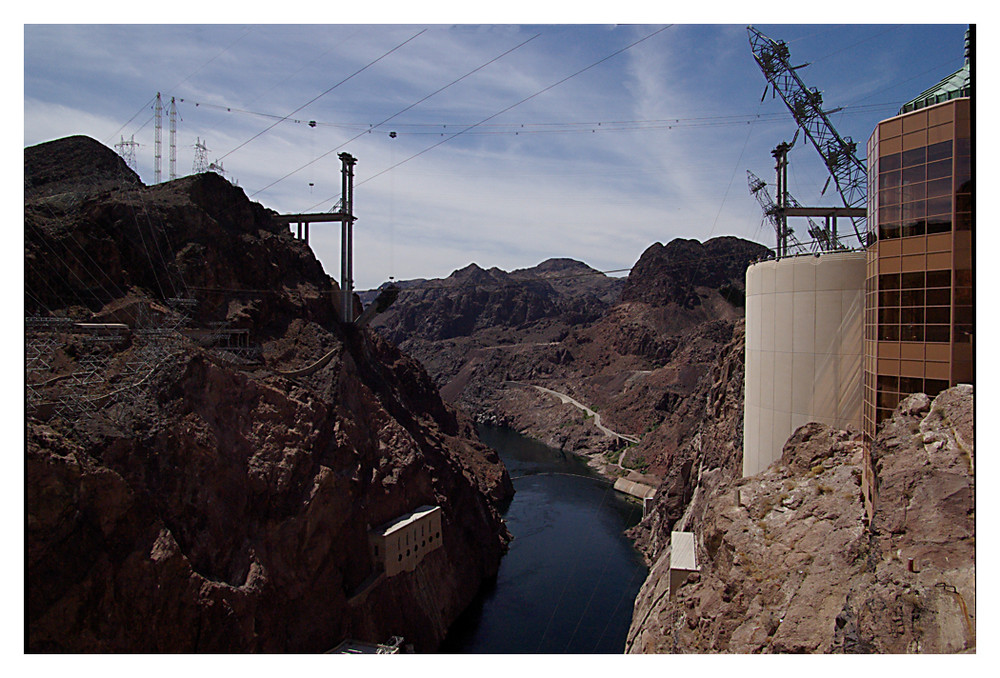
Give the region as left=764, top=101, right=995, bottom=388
left=441, top=425, right=648, bottom=653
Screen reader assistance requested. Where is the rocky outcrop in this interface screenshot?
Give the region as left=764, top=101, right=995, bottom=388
left=25, top=136, right=512, bottom=652
left=626, top=386, right=975, bottom=653
left=370, top=238, right=768, bottom=490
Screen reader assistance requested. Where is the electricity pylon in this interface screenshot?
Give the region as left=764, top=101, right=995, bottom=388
left=748, top=26, right=867, bottom=245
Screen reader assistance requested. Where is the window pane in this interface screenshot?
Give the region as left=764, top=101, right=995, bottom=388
left=925, top=325, right=950, bottom=342
left=926, top=177, right=951, bottom=198
left=880, top=205, right=901, bottom=222
left=954, top=305, right=973, bottom=324
left=881, top=307, right=900, bottom=324
left=902, top=182, right=926, bottom=202
left=880, top=170, right=901, bottom=189
left=955, top=269, right=973, bottom=286
left=902, top=201, right=926, bottom=220
left=879, top=324, right=900, bottom=341
left=926, top=158, right=952, bottom=180
left=926, top=288, right=951, bottom=306
left=902, top=220, right=926, bottom=238
left=926, top=306, right=950, bottom=324
left=927, top=270, right=951, bottom=288
left=877, top=374, right=899, bottom=391
left=903, top=164, right=926, bottom=183
left=925, top=379, right=950, bottom=396
left=901, top=307, right=924, bottom=324
left=926, top=217, right=952, bottom=234
left=927, top=140, right=952, bottom=163
left=902, top=147, right=926, bottom=167
left=926, top=196, right=951, bottom=216
left=879, top=289, right=900, bottom=306
left=901, top=271, right=924, bottom=289
left=881, top=152, right=902, bottom=171
left=879, top=273, right=901, bottom=290
left=880, top=186, right=902, bottom=206
left=879, top=223, right=901, bottom=240
left=900, top=377, right=923, bottom=394
left=901, top=289, right=925, bottom=306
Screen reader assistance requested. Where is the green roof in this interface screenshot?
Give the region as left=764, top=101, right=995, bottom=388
left=900, top=63, right=970, bottom=114
left=900, top=27, right=971, bottom=114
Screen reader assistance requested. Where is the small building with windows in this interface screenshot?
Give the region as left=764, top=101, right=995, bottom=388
left=368, top=505, right=443, bottom=577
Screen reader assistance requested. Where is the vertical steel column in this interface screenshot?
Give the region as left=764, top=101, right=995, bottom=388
left=339, top=152, right=357, bottom=323
left=772, top=143, right=789, bottom=258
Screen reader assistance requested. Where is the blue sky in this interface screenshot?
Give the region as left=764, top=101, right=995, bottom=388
left=23, top=17, right=972, bottom=290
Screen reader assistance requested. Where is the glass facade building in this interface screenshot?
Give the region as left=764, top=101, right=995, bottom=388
left=862, top=97, right=973, bottom=439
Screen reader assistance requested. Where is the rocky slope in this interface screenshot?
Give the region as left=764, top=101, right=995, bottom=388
left=626, top=385, right=975, bottom=653
left=372, top=236, right=768, bottom=487
left=25, top=135, right=512, bottom=652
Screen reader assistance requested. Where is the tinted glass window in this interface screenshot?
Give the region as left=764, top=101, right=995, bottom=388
left=880, top=152, right=902, bottom=171
left=927, top=140, right=952, bottom=163
left=902, top=147, right=926, bottom=167
left=927, top=159, right=951, bottom=180
left=902, top=164, right=926, bottom=184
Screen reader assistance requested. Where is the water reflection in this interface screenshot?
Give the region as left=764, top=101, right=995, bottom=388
left=441, top=425, right=648, bottom=654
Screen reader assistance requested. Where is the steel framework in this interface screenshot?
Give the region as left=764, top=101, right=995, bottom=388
left=748, top=26, right=868, bottom=245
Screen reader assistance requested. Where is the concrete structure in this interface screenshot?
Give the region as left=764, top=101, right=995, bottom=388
left=368, top=505, right=442, bottom=577
left=613, top=477, right=656, bottom=502
left=669, top=531, right=698, bottom=597
left=743, top=252, right=866, bottom=476
left=862, top=97, right=973, bottom=441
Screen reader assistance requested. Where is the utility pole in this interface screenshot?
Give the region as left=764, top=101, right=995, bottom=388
left=115, top=135, right=139, bottom=171
left=193, top=137, right=209, bottom=174
left=169, top=97, right=178, bottom=181
left=154, top=92, right=163, bottom=184
left=772, top=141, right=791, bottom=258
left=339, top=152, right=358, bottom=324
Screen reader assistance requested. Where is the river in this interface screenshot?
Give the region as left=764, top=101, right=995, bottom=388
left=441, top=425, right=648, bottom=653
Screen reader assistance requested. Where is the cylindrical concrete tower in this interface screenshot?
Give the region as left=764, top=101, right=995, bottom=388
left=743, top=252, right=866, bottom=477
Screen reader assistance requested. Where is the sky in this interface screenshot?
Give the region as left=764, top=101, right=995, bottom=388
left=22, top=15, right=973, bottom=292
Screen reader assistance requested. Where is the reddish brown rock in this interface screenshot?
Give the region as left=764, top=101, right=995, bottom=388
left=25, top=136, right=512, bottom=653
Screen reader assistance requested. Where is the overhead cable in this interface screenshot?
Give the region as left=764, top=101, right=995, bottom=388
left=308, top=24, right=674, bottom=211
left=217, top=28, right=427, bottom=163
left=250, top=31, right=541, bottom=198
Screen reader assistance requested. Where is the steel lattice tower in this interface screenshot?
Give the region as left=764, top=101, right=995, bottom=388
left=154, top=92, right=163, bottom=183
left=169, top=97, right=178, bottom=181
left=748, top=26, right=868, bottom=245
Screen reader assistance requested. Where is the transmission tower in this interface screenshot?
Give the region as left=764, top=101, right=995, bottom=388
left=748, top=168, right=836, bottom=257
left=748, top=26, right=867, bottom=245
left=169, top=97, right=178, bottom=181
left=114, top=135, right=139, bottom=171
left=193, top=137, right=209, bottom=174
left=154, top=92, right=163, bottom=183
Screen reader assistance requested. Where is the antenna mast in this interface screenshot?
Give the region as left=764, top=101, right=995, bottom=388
left=154, top=92, right=163, bottom=184
left=169, top=97, right=178, bottom=181
left=747, top=26, right=867, bottom=245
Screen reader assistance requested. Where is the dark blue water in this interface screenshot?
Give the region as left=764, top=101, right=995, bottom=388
left=441, top=425, right=647, bottom=654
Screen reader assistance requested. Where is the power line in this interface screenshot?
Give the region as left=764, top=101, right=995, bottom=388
left=217, top=28, right=427, bottom=164
left=308, top=25, right=674, bottom=211
left=249, top=32, right=542, bottom=199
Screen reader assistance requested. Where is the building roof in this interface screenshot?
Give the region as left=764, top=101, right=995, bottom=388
left=900, top=28, right=971, bottom=114
left=670, top=531, right=698, bottom=571
left=373, top=505, right=440, bottom=538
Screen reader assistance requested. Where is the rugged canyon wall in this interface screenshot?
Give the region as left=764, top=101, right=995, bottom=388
left=25, top=136, right=512, bottom=652
left=371, top=236, right=769, bottom=488
left=626, top=386, right=975, bottom=653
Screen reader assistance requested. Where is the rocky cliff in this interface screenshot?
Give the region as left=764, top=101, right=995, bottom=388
left=25, top=136, right=512, bottom=652
left=370, top=237, right=768, bottom=488
left=626, top=386, right=975, bottom=653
